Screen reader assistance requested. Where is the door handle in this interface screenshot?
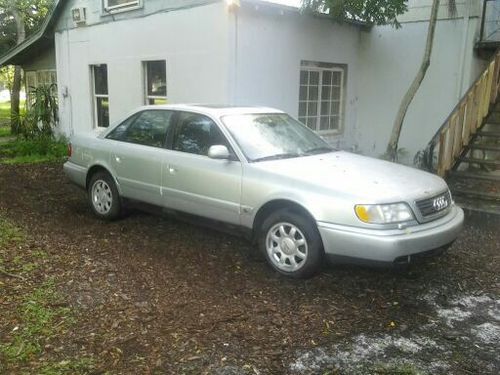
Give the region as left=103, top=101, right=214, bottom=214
left=168, top=165, right=177, bottom=174
left=115, top=156, right=122, bottom=163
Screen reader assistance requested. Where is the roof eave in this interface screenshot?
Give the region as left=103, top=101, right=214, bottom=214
left=240, top=0, right=370, bottom=29
left=0, top=0, right=63, bottom=67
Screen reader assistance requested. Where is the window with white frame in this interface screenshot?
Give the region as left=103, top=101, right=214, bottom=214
left=103, top=0, right=139, bottom=12
left=298, top=61, right=346, bottom=133
left=91, top=64, right=110, bottom=128
left=144, top=60, right=167, bottom=105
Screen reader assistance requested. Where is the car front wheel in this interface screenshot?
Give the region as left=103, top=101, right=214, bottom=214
left=259, top=209, right=323, bottom=278
left=88, top=172, right=122, bottom=220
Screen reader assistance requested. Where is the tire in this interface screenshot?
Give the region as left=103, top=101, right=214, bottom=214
left=87, top=171, right=122, bottom=221
left=259, top=208, right=324, bottom=279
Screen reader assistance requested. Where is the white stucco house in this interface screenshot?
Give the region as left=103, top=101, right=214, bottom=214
left=0, top=0, right=498, bottom=162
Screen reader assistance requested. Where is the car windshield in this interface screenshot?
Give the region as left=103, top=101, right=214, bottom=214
left=221, top=113, right=335, bottom=162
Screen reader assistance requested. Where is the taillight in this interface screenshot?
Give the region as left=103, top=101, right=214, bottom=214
left=67, top=143, right=72, bottom=158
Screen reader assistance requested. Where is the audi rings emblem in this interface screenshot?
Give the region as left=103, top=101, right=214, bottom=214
left=433, top=195, right=448, bottom=211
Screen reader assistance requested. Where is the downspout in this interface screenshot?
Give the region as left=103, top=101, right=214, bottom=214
left=65, top=28, right=74, bottom=136
left=456, top=0, right=472, bottom=98
left=228, top=3, right=239, bottom=105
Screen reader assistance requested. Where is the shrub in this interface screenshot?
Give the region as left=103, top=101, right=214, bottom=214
left=19, top=84, right=58, bottom=139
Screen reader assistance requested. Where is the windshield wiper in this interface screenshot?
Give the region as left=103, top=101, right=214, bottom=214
left=304, top=146, right=335, bottom=155
left=252, top=153, right=300, bottom=162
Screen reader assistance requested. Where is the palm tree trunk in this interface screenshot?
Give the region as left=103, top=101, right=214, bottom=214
left=386, top=0, right=441, bottom=161
left=10, top=66, right=22, bottom=134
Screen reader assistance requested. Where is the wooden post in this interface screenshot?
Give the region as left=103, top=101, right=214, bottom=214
left=463, top=95, right=472, bottom=146
left=448, top=113, right=458, bottom=159
left=471, top=82, right=480, bottom=133
left=484, top=61, right=494, bottom=114
left=437, top=128, right=447, bottom=176
left=453, top=102, right=466, bottom=158
left=491, top=54, right=500, bottom=104
left=476, top=76, right=486, bottom=130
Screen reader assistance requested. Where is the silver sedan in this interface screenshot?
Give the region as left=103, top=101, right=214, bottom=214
left=64, top=105, right=464, bottom=278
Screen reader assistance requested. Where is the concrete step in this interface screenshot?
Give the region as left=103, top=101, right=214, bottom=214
left=449, top=171, right=500, bottom=182
left=456, top=197, right=500, bottom=216
left=477, top=130, right=500, bottom=138
left=457, top=157, right=500, bottom=166
left=448, top=168, right=500, bottom=215
left=452, top=188, right=500, bottom=202
left=469, top=144, right=500, bottom=152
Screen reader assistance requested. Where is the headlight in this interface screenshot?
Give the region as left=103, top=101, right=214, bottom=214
left=355, top=203, right=414, bottom=224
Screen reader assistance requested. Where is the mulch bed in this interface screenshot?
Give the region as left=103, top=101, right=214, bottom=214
left=0, top=162, right=498, bottom=374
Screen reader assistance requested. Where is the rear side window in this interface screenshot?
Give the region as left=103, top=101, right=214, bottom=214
left=106, top=113, right=138, bottom=141
left=106, top=110, right=173, bottom=148
left=172, top=112, right=229, bottom=156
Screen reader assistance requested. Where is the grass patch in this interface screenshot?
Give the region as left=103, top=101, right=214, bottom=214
left=0, top=126, right=11, bottom=137
left=0, top=279, right=69, bottom=361
left=39, top=357, right=96, bottom=374
left=0, top=100, right=25, bottom=120
left=0, top=214, right=94, bottom=374
left=0, top=137, right=67, bottom=165
left=0, top=216, right=25, bottom=248
left=0, top=101, right=11, bottom=123
left=0, top=279, right=94, bottom=374
left=372, top=363, right=420, bottom=374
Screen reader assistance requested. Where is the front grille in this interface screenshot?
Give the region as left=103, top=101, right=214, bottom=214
left=416, top=190, right=452, bottom=218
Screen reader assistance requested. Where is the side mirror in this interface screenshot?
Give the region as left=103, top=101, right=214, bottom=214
left=208, top=145, right=231, bottom=160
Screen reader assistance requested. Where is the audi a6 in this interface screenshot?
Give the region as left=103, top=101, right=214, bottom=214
left=64, top=105, right=464, bottom=278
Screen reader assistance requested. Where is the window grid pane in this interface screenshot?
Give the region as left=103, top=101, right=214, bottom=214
left=92, top=64, right=110, bottom=128
left=298, top=66, right=343, bottom=132
left=93, top=65, right=108, bottom=95
left=105, top=0, right=139, bottom=10
left=145, top=60, right=167, bottom=105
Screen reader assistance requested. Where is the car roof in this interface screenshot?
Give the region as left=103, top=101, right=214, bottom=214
left=134, top=104, right=285, bottom=117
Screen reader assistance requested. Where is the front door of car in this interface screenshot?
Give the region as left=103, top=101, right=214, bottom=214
left=161, top=111, right=242, bottom=225
left=107, top=109, right=175, bottom=206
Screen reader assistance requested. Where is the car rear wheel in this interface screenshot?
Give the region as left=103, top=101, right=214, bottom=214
left=88, top=172, right=122, bottom=220
left=259, top=208, right=323, bottom=278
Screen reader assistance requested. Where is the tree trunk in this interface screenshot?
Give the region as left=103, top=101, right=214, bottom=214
left=386, top=0, right=441, bottom=161
left=10, top=6, right=26, bottom=135
left=10, top=66, right=21, bottom=134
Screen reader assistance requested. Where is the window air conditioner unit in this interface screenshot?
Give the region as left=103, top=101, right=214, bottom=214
left=72, top=7, right=87, bottom=25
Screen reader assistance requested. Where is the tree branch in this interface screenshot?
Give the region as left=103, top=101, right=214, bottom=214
left=0, top=267, right=26, bottom=281
left=386, top=0, right=441, bottom=160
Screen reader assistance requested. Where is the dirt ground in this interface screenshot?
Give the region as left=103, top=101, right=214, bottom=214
left=0, top=162, right=499, bottom=374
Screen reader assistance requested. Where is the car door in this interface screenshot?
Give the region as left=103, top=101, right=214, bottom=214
left=161, top=111, right=242, bottom=225
left=107, top=109, right=175, bottom=206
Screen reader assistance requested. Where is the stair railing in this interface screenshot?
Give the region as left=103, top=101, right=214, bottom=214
left=424, top=50, right=500, bottom=176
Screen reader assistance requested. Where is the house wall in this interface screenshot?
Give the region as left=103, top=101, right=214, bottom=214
left=51, top=0, right=490, bottom=162
left=22, top=46, right=56, bottom=71
left=230, top=3, right=361, bottom=147
left=55, top=0, right=220, bottom=30
left=351, top=0, right=485, bottom=162
left=54, top=1, right=230, bottom=135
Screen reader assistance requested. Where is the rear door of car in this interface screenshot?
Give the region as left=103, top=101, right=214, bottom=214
left=106, top=109, right=175, bottom=206
left=161, top=111, right=242, bottom=225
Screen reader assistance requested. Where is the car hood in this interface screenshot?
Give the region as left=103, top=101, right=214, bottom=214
left=251, top=151, right=448, bottom=203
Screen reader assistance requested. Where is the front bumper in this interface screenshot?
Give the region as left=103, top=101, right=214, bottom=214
left=317, top=205, right=464, bottom=264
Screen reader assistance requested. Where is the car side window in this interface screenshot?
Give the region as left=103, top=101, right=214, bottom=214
left=107, top=110, right=173, bottom=148
left=106, top=113, right=138, bottom=141
left=172, top=112, right=229, bottom=156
